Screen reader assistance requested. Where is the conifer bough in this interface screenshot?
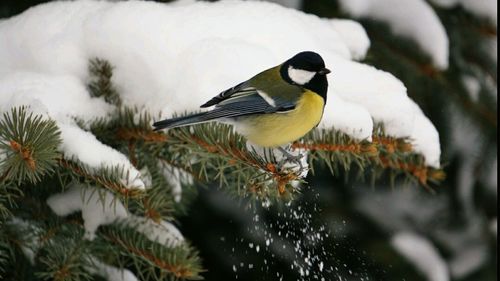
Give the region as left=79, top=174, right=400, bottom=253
left=0, top=107, right=61, bottom=185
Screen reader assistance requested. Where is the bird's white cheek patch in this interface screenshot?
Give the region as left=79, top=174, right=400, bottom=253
left=288, top=66, right=316, bottom=85
left=258, top=90, right=277, bottom=107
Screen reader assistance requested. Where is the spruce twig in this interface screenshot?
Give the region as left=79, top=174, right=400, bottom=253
left=57, top=158, right=145, bottom=200
left=0, top=107, right=61, bottom=185
left=298, top=128, right=446, bottom=186
left=101, top=224, right=203, bottom=281
left=88, top=58, right=122, bottom=106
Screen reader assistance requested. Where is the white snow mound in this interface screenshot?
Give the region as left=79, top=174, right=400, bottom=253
left=0, top=0, right=441, bottom=167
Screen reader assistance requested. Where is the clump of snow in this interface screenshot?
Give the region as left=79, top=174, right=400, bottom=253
left=0, top=72, right=112, bottom=120
left=408, top=100, right=441, bottom=168
left=47, top=183, right=128, bottom=240
left=330, top=19, right=370, bottom=60
left=0, top=72, right=143, bottom=189
left=328, top=58, right=417, bottom=139
left=127, top=215, right=185, bottom=248
left=47, top=183, right=184, bottom=248
left=88, top=258, right=139, bottom=281
left=58, top=122, right=146, bottom=190
left=319, top=94, right=374, bottom=140
left=0, top=0, right=441, bottom=170
left=338, top=0, right=449, bottom=70
left=391, top=232, right=449, bottom=281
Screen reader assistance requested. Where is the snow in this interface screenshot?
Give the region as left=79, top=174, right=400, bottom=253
left=391, top=232, right=449, bottom=281
left=408, top=100, right=441, bottom=168
left=338, top=0, right=449, bottom=70
left=128, top=215, right=185, bottom=248
left=58, top=122, right=146, bottom=190
left=46, top=183, right=184, bottom=248
left=328, top=58, right=417, bottom=139
left=6, top=217, right=39, bottom=264
left=430, top=0, right=497, bottom=25
left=0, top=72, right=143, bottom=189
left=319, top=94, right=374, bottom=140
left=0, top=0, right=441, bottom=172
left=88, top=258, right=138, bottom=281
left=329, top=19, right=370, bottom=61
left=46, top=183, right=128, bottom=240
left=0, top=72, right=111, bottom=120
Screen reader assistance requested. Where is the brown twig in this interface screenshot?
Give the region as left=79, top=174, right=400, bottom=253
left=372, top=136, right=413, bottom=154
left=379, top=156, right=446, bottom=186
left=116, top=128, right=167, bottom=142
left=142, top=198, right=162, bottom=223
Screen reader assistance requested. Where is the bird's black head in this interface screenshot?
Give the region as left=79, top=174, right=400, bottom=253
left=280, top=51, right=330, bottom=102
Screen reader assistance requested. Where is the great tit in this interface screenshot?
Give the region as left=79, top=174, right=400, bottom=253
left=153, top=51, right=330, bottom=148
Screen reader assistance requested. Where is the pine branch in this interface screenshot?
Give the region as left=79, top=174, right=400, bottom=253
left=83, top=100, right=445, bottom=203
left=84, top=106, right=304, bottom=201
left=377, top=155, right=446, bottom=187
left=0, top=225, right=9, bottom=279
left=299, top=128, right=446, bottom=187
left=129, top=168, right=176, bottom=223
left=88, top=58, right=122, bottom=106
left=101, top=223, right=203, bottom=281
left=36, top=238, right=94, bottom=281
left=0, top=107, right=61, bottom=185
left=0, top=182, right=23, bottom=219
left=57, top=158, right=145, bottom=201
left=115, top=120, right=445, bottom=194
left=118, top=123, right=304, bottom=200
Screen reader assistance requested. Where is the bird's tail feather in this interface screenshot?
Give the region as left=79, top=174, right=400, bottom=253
left=153, top=112, right=215, bottom=131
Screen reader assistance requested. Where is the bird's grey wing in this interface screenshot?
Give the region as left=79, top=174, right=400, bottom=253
left=153, top=91, right=294, bottom=131
left=198, top=90, right=296, bottom=121
left=200, top=81, right=253, bottom=108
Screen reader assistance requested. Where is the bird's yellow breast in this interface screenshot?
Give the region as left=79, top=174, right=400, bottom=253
left=237, top=91, right=325, bottom=148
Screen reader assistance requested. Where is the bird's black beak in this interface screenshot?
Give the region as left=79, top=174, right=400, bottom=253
left=318, top=68, right=331, bottom=75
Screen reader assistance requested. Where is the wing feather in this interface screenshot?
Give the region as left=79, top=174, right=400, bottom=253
left=200, top=82, right=251, bottom=108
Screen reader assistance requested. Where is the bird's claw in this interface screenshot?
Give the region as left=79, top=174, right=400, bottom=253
left=278, top=147, right=305, bottom=171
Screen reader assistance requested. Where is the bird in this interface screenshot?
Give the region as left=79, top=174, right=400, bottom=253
left=153, top=51, right=330, bottom=157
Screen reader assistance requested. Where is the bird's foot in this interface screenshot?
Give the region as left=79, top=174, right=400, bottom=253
left=278, top=147, right=304, bottom=171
